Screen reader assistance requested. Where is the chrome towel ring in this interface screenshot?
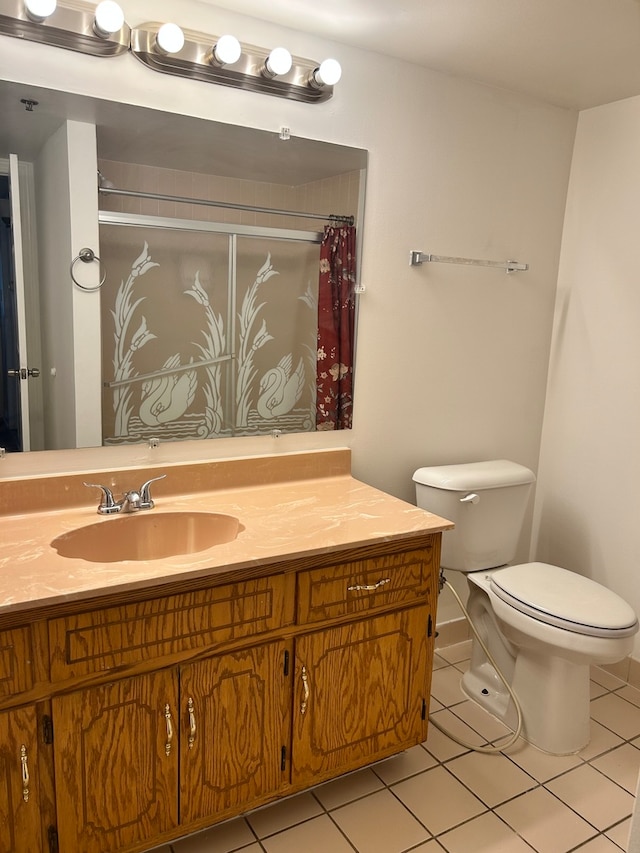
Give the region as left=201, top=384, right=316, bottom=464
left=70, top=247, right=106, bottom=291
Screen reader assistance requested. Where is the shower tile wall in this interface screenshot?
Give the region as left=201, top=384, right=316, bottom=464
left=97, top=159, right=361, bottom=232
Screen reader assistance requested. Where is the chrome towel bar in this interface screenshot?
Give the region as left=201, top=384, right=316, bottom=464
left=409, top=251, right=528, bottom=274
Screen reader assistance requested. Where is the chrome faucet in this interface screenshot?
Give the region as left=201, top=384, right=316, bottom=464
left=84, top=475, right=166, bottom=515
left=121, top=488, right=142, bottom=513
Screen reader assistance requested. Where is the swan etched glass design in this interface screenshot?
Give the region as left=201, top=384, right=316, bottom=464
left=99, top=226, right=320, bottom=443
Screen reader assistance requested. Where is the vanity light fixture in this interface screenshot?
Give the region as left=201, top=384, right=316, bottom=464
left=0, top=0, right=129, bottom=55
left=24, top=0, right=55, bottom=22
left=310, top=58, right=342, bottom=89
left=130, top=22, right=340, bottom=102
left=155, top=21, right=184, bottom=54
left=0, top=3, right=341, bottom=101
left=93, top=0, right=123, bottom=38
left=210, top=33, right=241, bottom=66
left=263, top=46, right=293, bottom=78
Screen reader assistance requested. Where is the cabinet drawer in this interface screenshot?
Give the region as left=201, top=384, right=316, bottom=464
left=49, top=574, right=291, bottom=681
left=297, top=548, right=436, bottom=625
left=0, top=627, right=33, bottom=697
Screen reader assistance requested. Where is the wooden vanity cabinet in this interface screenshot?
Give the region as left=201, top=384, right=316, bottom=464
left=292, top=606, right=430, bottom=788
left=0, top=625, right=46, bottom=853
left=0, top=706, right=43, bottom=853
left=51, top=669, right=179, bottom=853
left=179, top=640, right=292, bottom=825
left=51, top=640, right=293, bottom=853
left=1, top=535, right=439, bottom=853
left=48, top=573, right=294, bottom=848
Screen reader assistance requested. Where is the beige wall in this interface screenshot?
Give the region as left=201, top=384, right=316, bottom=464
left=97, top=159, right=361, bottom=232
left=0, top=2, right=577, bottom=624
left=532, top=96, right=640, bottom=656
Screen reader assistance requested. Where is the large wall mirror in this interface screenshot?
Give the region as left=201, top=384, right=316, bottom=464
left=0, top=79, right=366, bottom=453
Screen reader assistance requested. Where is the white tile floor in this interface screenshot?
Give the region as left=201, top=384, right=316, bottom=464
left=153, top=641, right=640, bottom=853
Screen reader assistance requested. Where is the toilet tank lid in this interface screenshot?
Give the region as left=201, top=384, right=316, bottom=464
left=412, top=459, right=536, bottom=491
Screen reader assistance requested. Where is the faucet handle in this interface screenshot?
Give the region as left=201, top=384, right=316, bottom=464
left=83, top=482, right=120, bottom=515
left=138, top=474, right=166, bottom=509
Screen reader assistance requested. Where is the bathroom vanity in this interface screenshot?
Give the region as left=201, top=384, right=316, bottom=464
left=0, top=449, right=451, bottom=853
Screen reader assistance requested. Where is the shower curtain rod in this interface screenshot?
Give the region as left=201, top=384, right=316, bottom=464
left=98, top=186, right=355, bottom=226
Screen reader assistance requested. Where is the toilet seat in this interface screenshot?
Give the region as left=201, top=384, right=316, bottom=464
left=489, top=562, right=639, bottom=638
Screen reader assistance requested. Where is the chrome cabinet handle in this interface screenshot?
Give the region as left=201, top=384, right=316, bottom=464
left=164, top=703, right=173, bottom=756
left=300, top=666, right=310, bottom=716
left=347, top=577, right=391, bottom=592
left=20, top=745, right=30, bottom=803
left=187, top=697, right=197, bottom=750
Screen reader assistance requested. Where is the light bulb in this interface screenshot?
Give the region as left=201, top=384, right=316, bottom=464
left=312, top=58, right=342, bottom=88
left=212, top=34, right=241, bottom=66
left=24, top=0, right=56, bottom=22
left=265, top=46, right=292, bottom=78
left=94, top=1, right=124, bottom=37
left=156, top=22, right=184, bottom=54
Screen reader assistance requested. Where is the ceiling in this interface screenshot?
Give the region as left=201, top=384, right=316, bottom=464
left=0, top=80, right=366, bottom=183
left=202, top=0, right=640, bottom=110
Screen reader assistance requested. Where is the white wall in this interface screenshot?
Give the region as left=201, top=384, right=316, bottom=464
left=532, top=95, right=640, bottom=656
left=68, top=121, right=102, bottom=448
left=35, top=121, right=102, bottom=449
left=0, top=2, right=577, bottom=623
left=36, top=123, right=76, bottom=448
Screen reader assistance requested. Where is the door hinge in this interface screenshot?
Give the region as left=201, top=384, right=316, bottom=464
left=48, top=826, right=59, bottom=853
left=427, top=614, right=433, bottom=637
left=421, top=698, right=427, bottom=721
left=42, top=715, right=54, bottom=744
left=280, top=745, right=287, bottom=772
left=283, top=650, right=289, bottom=677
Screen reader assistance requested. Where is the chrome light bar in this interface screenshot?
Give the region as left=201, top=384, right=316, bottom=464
left=0, top=2, right=340, bottom=101
left=0, top=0, right=129, bottom=56
left=130, top=23, right=336, bottom=104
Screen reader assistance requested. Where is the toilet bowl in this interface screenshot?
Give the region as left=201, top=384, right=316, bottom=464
left=462, top=564, right=637, bottom=753
left=413, top=460, right=638, bottom=754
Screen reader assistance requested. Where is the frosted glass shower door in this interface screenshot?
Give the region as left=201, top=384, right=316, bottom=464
left=99, top=226, right=232, bottom=444
left=99, top=223, right=319, bottom=443
left=235, top=236, right=318, bottom=434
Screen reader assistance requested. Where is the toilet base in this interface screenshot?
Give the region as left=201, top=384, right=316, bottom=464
left=461, top=650, right=591, bottom=755
left=460, top=663, right=512, bottom=725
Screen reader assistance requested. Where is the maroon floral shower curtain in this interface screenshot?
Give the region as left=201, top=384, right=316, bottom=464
left=316, top=224, right=357, bottom=430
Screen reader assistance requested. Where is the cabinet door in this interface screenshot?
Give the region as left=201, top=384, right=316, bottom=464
left=52, top=670, right=178, bottom=853
left=0, top=706, right=42, bottom=853
left=180, top=641, right=291, bottom=825
left=292, top=606, right=431, bottom=787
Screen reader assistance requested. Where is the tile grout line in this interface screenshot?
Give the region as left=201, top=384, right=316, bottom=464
left=426, top=659, right=639, bottom=852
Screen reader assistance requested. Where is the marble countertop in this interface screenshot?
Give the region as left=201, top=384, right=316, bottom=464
left=0, top=450, right=452, bottom=618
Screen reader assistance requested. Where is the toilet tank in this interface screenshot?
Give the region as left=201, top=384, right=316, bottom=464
left=413, top=460, right=536, bottom=572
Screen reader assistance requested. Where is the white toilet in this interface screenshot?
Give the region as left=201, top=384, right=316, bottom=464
left=413, top=459, right=638, bottom=754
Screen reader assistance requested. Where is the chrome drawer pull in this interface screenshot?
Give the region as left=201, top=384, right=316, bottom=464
left=347, top=578, right=391, bottom=592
